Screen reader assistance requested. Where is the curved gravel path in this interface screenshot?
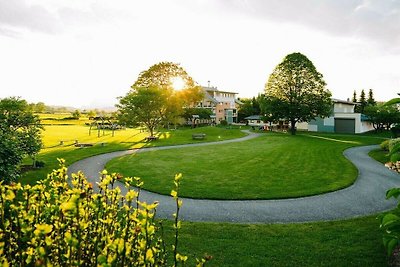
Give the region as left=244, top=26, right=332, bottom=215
left=68, top=131, right=400, bottom=223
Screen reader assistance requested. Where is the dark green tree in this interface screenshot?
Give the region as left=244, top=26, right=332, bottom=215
left=367, top=89, right=376, bottom=106
left=358, top=89, right=367, bottom=113
left=117, top=86, right=168, bottom=136
left=352, top=90, right=357, bottom=103
left=364, top=104, right=400, bottom=131
left=264, top=52, right=332, bottom=135
left=0, top=97, right=43, bottom=182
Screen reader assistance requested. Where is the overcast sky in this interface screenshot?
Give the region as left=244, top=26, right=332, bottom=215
left=0, top=0, right=399, bottom=108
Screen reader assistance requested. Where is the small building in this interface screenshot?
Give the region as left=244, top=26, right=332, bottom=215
left=197, top=86, right=242, bottom=124
left=308, top=99, right=374, bottom=134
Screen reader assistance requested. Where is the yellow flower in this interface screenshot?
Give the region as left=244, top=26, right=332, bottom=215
left=125, top=190, right=137, bottom=202
left=34, top=224, right=53, bottom=236
left=170, top=190, right=178, bottom=199
left=146, top=248, right=155, bottom=264
left=4, top=190, right=15, bottom=201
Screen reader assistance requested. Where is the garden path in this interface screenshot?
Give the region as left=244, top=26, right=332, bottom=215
left=68, top=131, right=400, bottom=223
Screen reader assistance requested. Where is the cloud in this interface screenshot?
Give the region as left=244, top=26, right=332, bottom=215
left=0, top=0, right=62, bottom=34
left=200, top=0, right=400, bottom=51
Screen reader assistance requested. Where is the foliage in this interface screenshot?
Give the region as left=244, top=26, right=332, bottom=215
left=237, top=97, right=261, bottom=122
left=133, top=62, right=204, bottom=108
left=389, top=138, right=400, bottom=162
left=380, top=140, right=390, bottom=151
left=356, top=89, right=367, bottom=113
left=219, top=120, right=228, bottom=126
left=118, top=86, right=168, bottom=136
left=71, top=109, right=81, bottom=119
left=367, top=89, right=376, bottom=106
left=118, top=62, right=204, bottom=133
left=0, top=160, right=203, bottom=266
left=364, top=104, right=400, bottom=131
left=182, top=108, right=213, bottom=120
left=380, top=188, right=400, bottom=257
left=352, top=90, right=357, bottom=103
left=263, top=52, right=332, bottom=135
left=0, top=97, right=43, bottom=182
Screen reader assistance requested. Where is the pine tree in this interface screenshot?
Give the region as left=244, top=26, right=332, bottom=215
left=352, top=90, right=357, bottom=103
left=359, top=89, right=367, bottom=113
left=367, top=89, right=376, bottom=106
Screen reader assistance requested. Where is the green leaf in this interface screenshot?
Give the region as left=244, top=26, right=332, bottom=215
left=386, top=188, right=400, bottom=199
left=381, top=213, right=400, bottom=228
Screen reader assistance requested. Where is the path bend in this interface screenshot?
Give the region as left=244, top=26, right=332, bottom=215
left=68, top=131, right=400, bottom=223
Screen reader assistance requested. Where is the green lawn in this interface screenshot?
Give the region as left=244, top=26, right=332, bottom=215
left=163, top=215, right=386, bottom=266
left=20, top=125, right=247, bottom=184
left=17, top=126, right=390, bottom=265
left=107, top=132, right=383, bottom=200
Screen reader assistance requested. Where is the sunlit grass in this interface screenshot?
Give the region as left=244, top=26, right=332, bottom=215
left=20, top=125, right=247, bottom=184
left=107, top=132, right=383, bottom=199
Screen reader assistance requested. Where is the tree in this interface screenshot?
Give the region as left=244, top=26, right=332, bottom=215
left=357, top=89, right=367, bottom=113
left=118, top=62, right=204, bottom=134
left=264, top=52, right=332, bottom=135
left=352, top=90, right=357, bottom=103
left=364, top=104, right=400, bottom=131
left=367, top=89, right=376, bottom=106
left=71, top=109, right=81, bottom=119
left=0, top=97, right=42, bottom=182
left=133, top=62, right=203, bottom=107
left=118, top=86, right=168, bottom=136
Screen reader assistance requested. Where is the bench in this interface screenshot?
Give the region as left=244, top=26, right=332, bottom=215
left=74, top=143, right=94, bottom=148
left=145, top=136, right=159, bottom=141
left=192, top=133, right=206, bottom=140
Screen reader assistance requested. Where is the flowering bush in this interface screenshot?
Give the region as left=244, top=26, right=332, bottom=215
left=0, top=159, right=206, bottom=266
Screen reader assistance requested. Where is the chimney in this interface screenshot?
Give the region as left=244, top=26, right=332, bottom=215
left=207, top=80, right=210, bottom=88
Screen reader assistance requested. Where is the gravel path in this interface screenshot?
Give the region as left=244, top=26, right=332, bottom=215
left=68, top=131, right=400, bottom=223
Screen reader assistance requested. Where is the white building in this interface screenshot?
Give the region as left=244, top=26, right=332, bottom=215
left=308, top=99, right=374, bottom=134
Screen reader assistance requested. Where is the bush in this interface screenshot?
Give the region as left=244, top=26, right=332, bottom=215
left=0, top=160, right=207, bottom=266
left=381, top=140, right=390, bottom=151
left=391, top=125, right=400, bottom=138
left=219, top=120, right=228, bottom=126
left=389, top=138, right=400, bottom=152
left=35, top=160, right=45, bottom=168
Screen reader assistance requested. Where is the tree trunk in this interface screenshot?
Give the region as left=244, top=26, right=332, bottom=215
left=290, top=119, right=296, bottom=135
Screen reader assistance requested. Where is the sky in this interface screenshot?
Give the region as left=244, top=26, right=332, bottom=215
left=0, top=0, right=399, bottom=109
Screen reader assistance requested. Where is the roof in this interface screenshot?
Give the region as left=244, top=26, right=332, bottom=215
left=202, top=86, right=238, bottom=95
left=244, top=115, right=262, bottom=120
left=332, top=98, right=358, bottom=105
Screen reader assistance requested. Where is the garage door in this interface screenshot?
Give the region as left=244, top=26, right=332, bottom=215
left=335, top=118, right=355, bottom=134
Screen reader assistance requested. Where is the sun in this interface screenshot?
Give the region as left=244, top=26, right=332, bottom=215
left=171, top=77, right=185, bottom=90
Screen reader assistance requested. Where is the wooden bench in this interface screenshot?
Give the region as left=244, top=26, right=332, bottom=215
left=192, top=133, right=206, bottom=140
left=74, top=143, right=94, bottom=148
left=145, top=136, right=159, bottom=141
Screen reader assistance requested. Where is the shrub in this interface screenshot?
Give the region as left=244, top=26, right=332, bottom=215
left=219, top=120, right=228, bottom=126
left=380, top=188, right=400, bottom=258
left=389, top=138, right=400, bottom=152
left=35, top=160, right=45, bottom=168
left=381, top=140, right=390, bottom=151
left=0, top=160, right=207, bottom=266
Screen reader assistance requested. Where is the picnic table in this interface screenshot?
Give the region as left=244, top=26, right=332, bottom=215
left=192, top=133, right=206, bottom=140
left=145, top=136, right=159, bottom=141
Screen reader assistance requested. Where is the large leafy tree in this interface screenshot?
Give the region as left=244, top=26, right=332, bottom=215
left=118, top=62, right=203, bottom=135
left=364, top=104, right=400, bottom=131
left=118, top=86, right=167, bottom=136
left=0, top=97, right=42, bottom=182
left=264, top=52, right=332, bottom=135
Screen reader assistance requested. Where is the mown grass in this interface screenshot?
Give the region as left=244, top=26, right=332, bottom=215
left=161, top=215, right=386, bottom=266
left=20, top=125, right=247, bottom=184
left=107, top=132, right=383, bottom=200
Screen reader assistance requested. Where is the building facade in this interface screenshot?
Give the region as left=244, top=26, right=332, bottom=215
left=198, top=86, right=242, bottom=124
left=308, top=99, right=374, bottom=134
